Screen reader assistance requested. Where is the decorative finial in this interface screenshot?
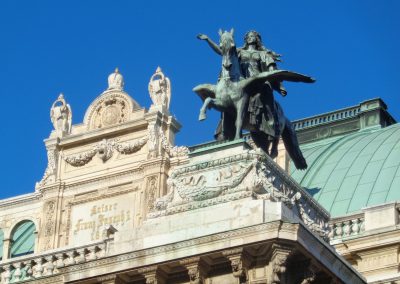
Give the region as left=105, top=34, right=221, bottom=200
left=148, top=67, right=171, bottom=109
left=107, top=68, right=124, bottom=91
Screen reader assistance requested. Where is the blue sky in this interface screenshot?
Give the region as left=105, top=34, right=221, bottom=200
left=0, top=1, right=399, bottom=199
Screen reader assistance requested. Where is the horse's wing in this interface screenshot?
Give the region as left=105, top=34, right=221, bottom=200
left=193, top=84, right=216, bottom=101
left=242, top=70, right=315, bottom=94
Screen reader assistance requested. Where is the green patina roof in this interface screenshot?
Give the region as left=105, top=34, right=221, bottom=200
left=291, top=123, right=400, bottom=217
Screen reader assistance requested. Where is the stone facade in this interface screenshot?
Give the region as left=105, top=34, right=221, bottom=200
left=0, top=69, right=367, bottom=283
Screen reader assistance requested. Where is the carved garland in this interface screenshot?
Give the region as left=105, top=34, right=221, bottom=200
left=63, top=137, right=148, bottom=167
left=159, top=129, right=188, bottom=157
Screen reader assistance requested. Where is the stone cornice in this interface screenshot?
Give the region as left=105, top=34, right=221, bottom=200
left=57, top=221, right=363, bottom=284
left=261, top=153, right=330, bottom=218
left=56, top=117, right=148, bottom=148
left=334, top=227, right=400, bottom=254
left=68, top=186, right=138, bottom=206
left=0, top=192, right=42, bottom=209
left=61, top=222, right=286, bottom=277
left=63, top=167, right=144, bottom=191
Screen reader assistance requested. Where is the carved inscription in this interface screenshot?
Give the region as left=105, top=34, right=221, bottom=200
left=73, top=203, right=131, bottom=241
left=69, top=194, right=134, bottom=245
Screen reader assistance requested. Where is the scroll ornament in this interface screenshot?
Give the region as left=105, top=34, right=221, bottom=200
left=159, top=129, right=189, bottom=157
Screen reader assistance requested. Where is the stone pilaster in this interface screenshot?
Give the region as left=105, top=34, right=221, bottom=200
left=138, top=265, right=166, bottom=284
left=97, top=274, right=126, bottom=284
left=2, top=238, right=11, bottom=260
left=180, top=257, right=209, bottom=284
left=222, top=248, right=250, bottom=283
left=270, top=245, right=294, bottom=284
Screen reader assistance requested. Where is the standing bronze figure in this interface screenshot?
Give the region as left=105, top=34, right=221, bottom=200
left=194, top=29, right=314, bottom=169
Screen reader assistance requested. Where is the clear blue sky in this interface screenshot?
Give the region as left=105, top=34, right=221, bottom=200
left=0, top=1, right=399, bottom=199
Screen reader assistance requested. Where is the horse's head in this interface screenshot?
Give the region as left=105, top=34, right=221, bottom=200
left=218, top=29, right=240, bottom=79
left=218, top=28, right=235, bottom=55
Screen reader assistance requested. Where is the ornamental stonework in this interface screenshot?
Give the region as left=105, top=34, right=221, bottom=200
left=86, top=92, right=135, bottom=130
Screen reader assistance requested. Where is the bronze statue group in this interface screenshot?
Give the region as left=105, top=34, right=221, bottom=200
left=194, top=29, right=314, bottom=169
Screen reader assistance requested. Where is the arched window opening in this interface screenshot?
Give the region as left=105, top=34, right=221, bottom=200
left=10, top=220, right=36, bottom=258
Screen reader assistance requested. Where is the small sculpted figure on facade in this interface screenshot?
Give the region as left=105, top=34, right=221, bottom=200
left=50, top=93, right=72, bottom=137
left=148, top=66, right=171, bottom=109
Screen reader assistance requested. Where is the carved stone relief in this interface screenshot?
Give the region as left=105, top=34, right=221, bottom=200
left=159, top=129, right=188, bottom=158
left=146, top=176, right=158, bottom=212
left=36, top=146, right=58, bottom=189
left=147, top=123, right=160, bottom=158
left=42, top=200, right=57, bottom=251
left=85, top=90, right=139, bottom=131
left=180, top=257, right=207, bottom=284
left=150, top=151, right=329, bottom=239
left=223, top=248, right=249, bottom=282
left=63, top=137, right=147, bottom=167
left=271, top=245, right=294, bottom=284
left=94, top=96, right=127, bottom=128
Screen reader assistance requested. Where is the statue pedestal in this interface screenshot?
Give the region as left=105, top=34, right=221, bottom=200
left=115, top=198, right=301, bottom=251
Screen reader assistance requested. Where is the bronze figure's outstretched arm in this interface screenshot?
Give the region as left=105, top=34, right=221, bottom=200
left=197, top=34, right=222, bottom=55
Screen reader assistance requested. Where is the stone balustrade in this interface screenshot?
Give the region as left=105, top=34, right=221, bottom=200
left=328, top=214, right=365, bottom=241
left=0, top=241, right=108, bottom=283
left=293, top=106, right=361, bottom=130
left=329, top=203, right=400, bottom=242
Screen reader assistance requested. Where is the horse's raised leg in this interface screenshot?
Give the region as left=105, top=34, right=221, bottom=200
left=199, top=97, right=213, bottom=121
left=270, top=137, right=279, bottom=159
left=234, top=96, right=248, bottom=139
